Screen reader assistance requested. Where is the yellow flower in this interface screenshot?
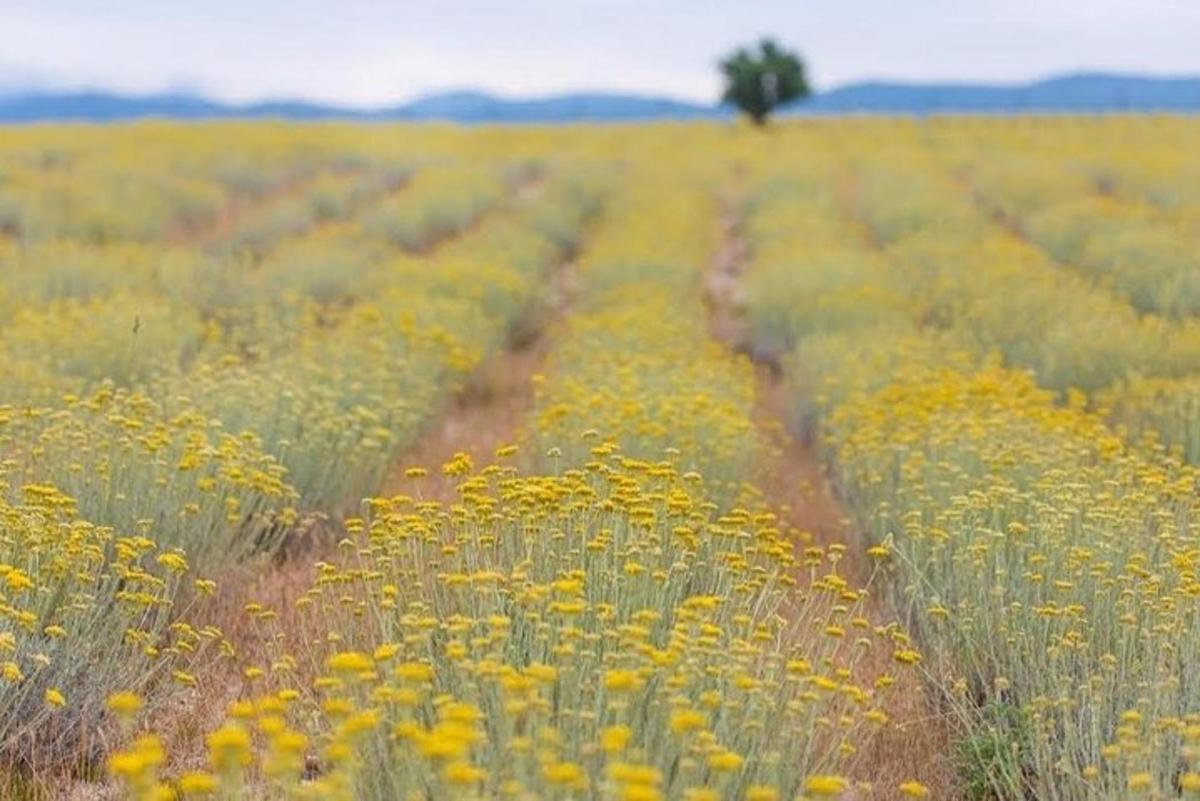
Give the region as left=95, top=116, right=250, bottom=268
left=604, top=669, right=641, bottom=692
left=899, top=780, right=930, bottom=798
left=601, top=725, right=632, bottom=753
left=684, top=790, right=719, bottom=801
left=157, top=552, right=189, bottom=573
left=1128, top=772, right=1153, bottom=792
left=109, top=751, right=149, bottom=780
left=444, top=761, right=485, bottom=785
left=806, top=775, right=848, bottom=796
left=543, top=761, right=587, bottom=787
left=707, top=751, right=743, bottom=772
left=621, top=785, right=663, bottom=801
left=108, top=735, right=164, bottom=781
left=339, top=710, right=380, bottom=737
left=746, top=787, right=778, bottom=801
left=441, top=702, right=482, bottom=724
left=416, top=731, right=470, bottom=761
left=207, top=724, right=252, bottom=772
left=5, top=569, right=34, bottom=593
left=669, top=709, right=706, bottom=734
left=107, top=691, right=145, bottom=719
left=228, top=700, right=255, bottom=719
left=373, top=643, right=399, bottom=661
left=178, top=771, right=219, bottom=795
left=45, top=688, right=66, bottom=708
left=326, top=650, right=374, bottom=674
left=609, top=762, right=662, bottom=785
left=173, top=670, right=198, bottom=687
left=395, top=661, right=434, bottom=682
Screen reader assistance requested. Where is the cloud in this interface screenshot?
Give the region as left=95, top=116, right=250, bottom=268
left=2, top=0, right=1199, bottom=102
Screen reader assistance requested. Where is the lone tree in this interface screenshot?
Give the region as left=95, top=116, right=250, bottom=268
left=719, top=39, right=809, bottom=125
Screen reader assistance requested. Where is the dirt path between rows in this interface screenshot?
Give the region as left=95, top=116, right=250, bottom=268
left=62, top=182, right=572, bottom=801
left=168, top=168, right=330, bottom=247
left=382, top=272, right=570, bottom=502
left=707, top=199, right=958, bottom=801
left=184, top=251, right=573, bottom=747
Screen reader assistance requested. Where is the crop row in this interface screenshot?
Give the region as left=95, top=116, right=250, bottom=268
left=0, top=138, right=604, bottom=783
left=740, top=125, right=1200, bottom=799
left=100, top=139, right=922, bottom=801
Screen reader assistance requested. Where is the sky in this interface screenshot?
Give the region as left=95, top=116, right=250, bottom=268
left=4, top=1, right=1200, bottom=105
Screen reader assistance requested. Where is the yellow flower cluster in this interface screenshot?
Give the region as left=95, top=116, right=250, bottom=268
left=739, top=117, right=1200, bottom=799
left=0, top=473, right=204, bottom=765
left=0, top=127, right=604, bottom=771
left=535, top=161, right=760, bottom=502
left=165, top=164, right=604, bottom=510
left=0, top=385, right=298, bottom=571
left=115, top=450, right=904, bottom=799
left=1100, top=374, right=1200, bottom=464
left=361, top=159, right=508, bottom=252
left=94, top=130, right=914, bottom=801
left=951, top=121, right=1200, bottom=320
left=5, top=118, right=1194, bottom=800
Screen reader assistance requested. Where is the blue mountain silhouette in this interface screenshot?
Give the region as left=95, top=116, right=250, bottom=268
left=2, top=74, right=1199, bottom=123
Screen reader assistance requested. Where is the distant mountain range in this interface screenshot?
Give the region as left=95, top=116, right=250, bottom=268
left=0, top=89, right=722, bottom=123
left=2, top=74, right=1200, bottom=123
left=798, top=74, right=1200, bottom=113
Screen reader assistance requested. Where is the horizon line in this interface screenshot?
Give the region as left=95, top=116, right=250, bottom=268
left=5, top=68, right=1200, bottom=110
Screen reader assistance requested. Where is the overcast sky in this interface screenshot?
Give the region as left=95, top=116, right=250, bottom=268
left=4, top=1, right=1200, bottom=104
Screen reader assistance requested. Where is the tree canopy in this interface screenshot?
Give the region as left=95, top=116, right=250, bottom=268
left=719, top=39, right=810, bottom=125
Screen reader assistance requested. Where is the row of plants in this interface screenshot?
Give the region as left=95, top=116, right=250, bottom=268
left=0, top=124, right=533, bottom=244
left=740, top=139, right=1200, bottom=799
left=961, top=148, right=1200, bottom=321
left=99, top=146, right=924, bottom=801
left=740, top=127, right=1200, bottom=480
left=0, top=137, right=603, bottom=788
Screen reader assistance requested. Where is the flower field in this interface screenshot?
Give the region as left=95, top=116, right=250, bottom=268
left=0, top=118, right=1198, bottom=800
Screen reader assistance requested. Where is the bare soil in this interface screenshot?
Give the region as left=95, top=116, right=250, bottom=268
left=384, top=333, right=550, bottom=501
